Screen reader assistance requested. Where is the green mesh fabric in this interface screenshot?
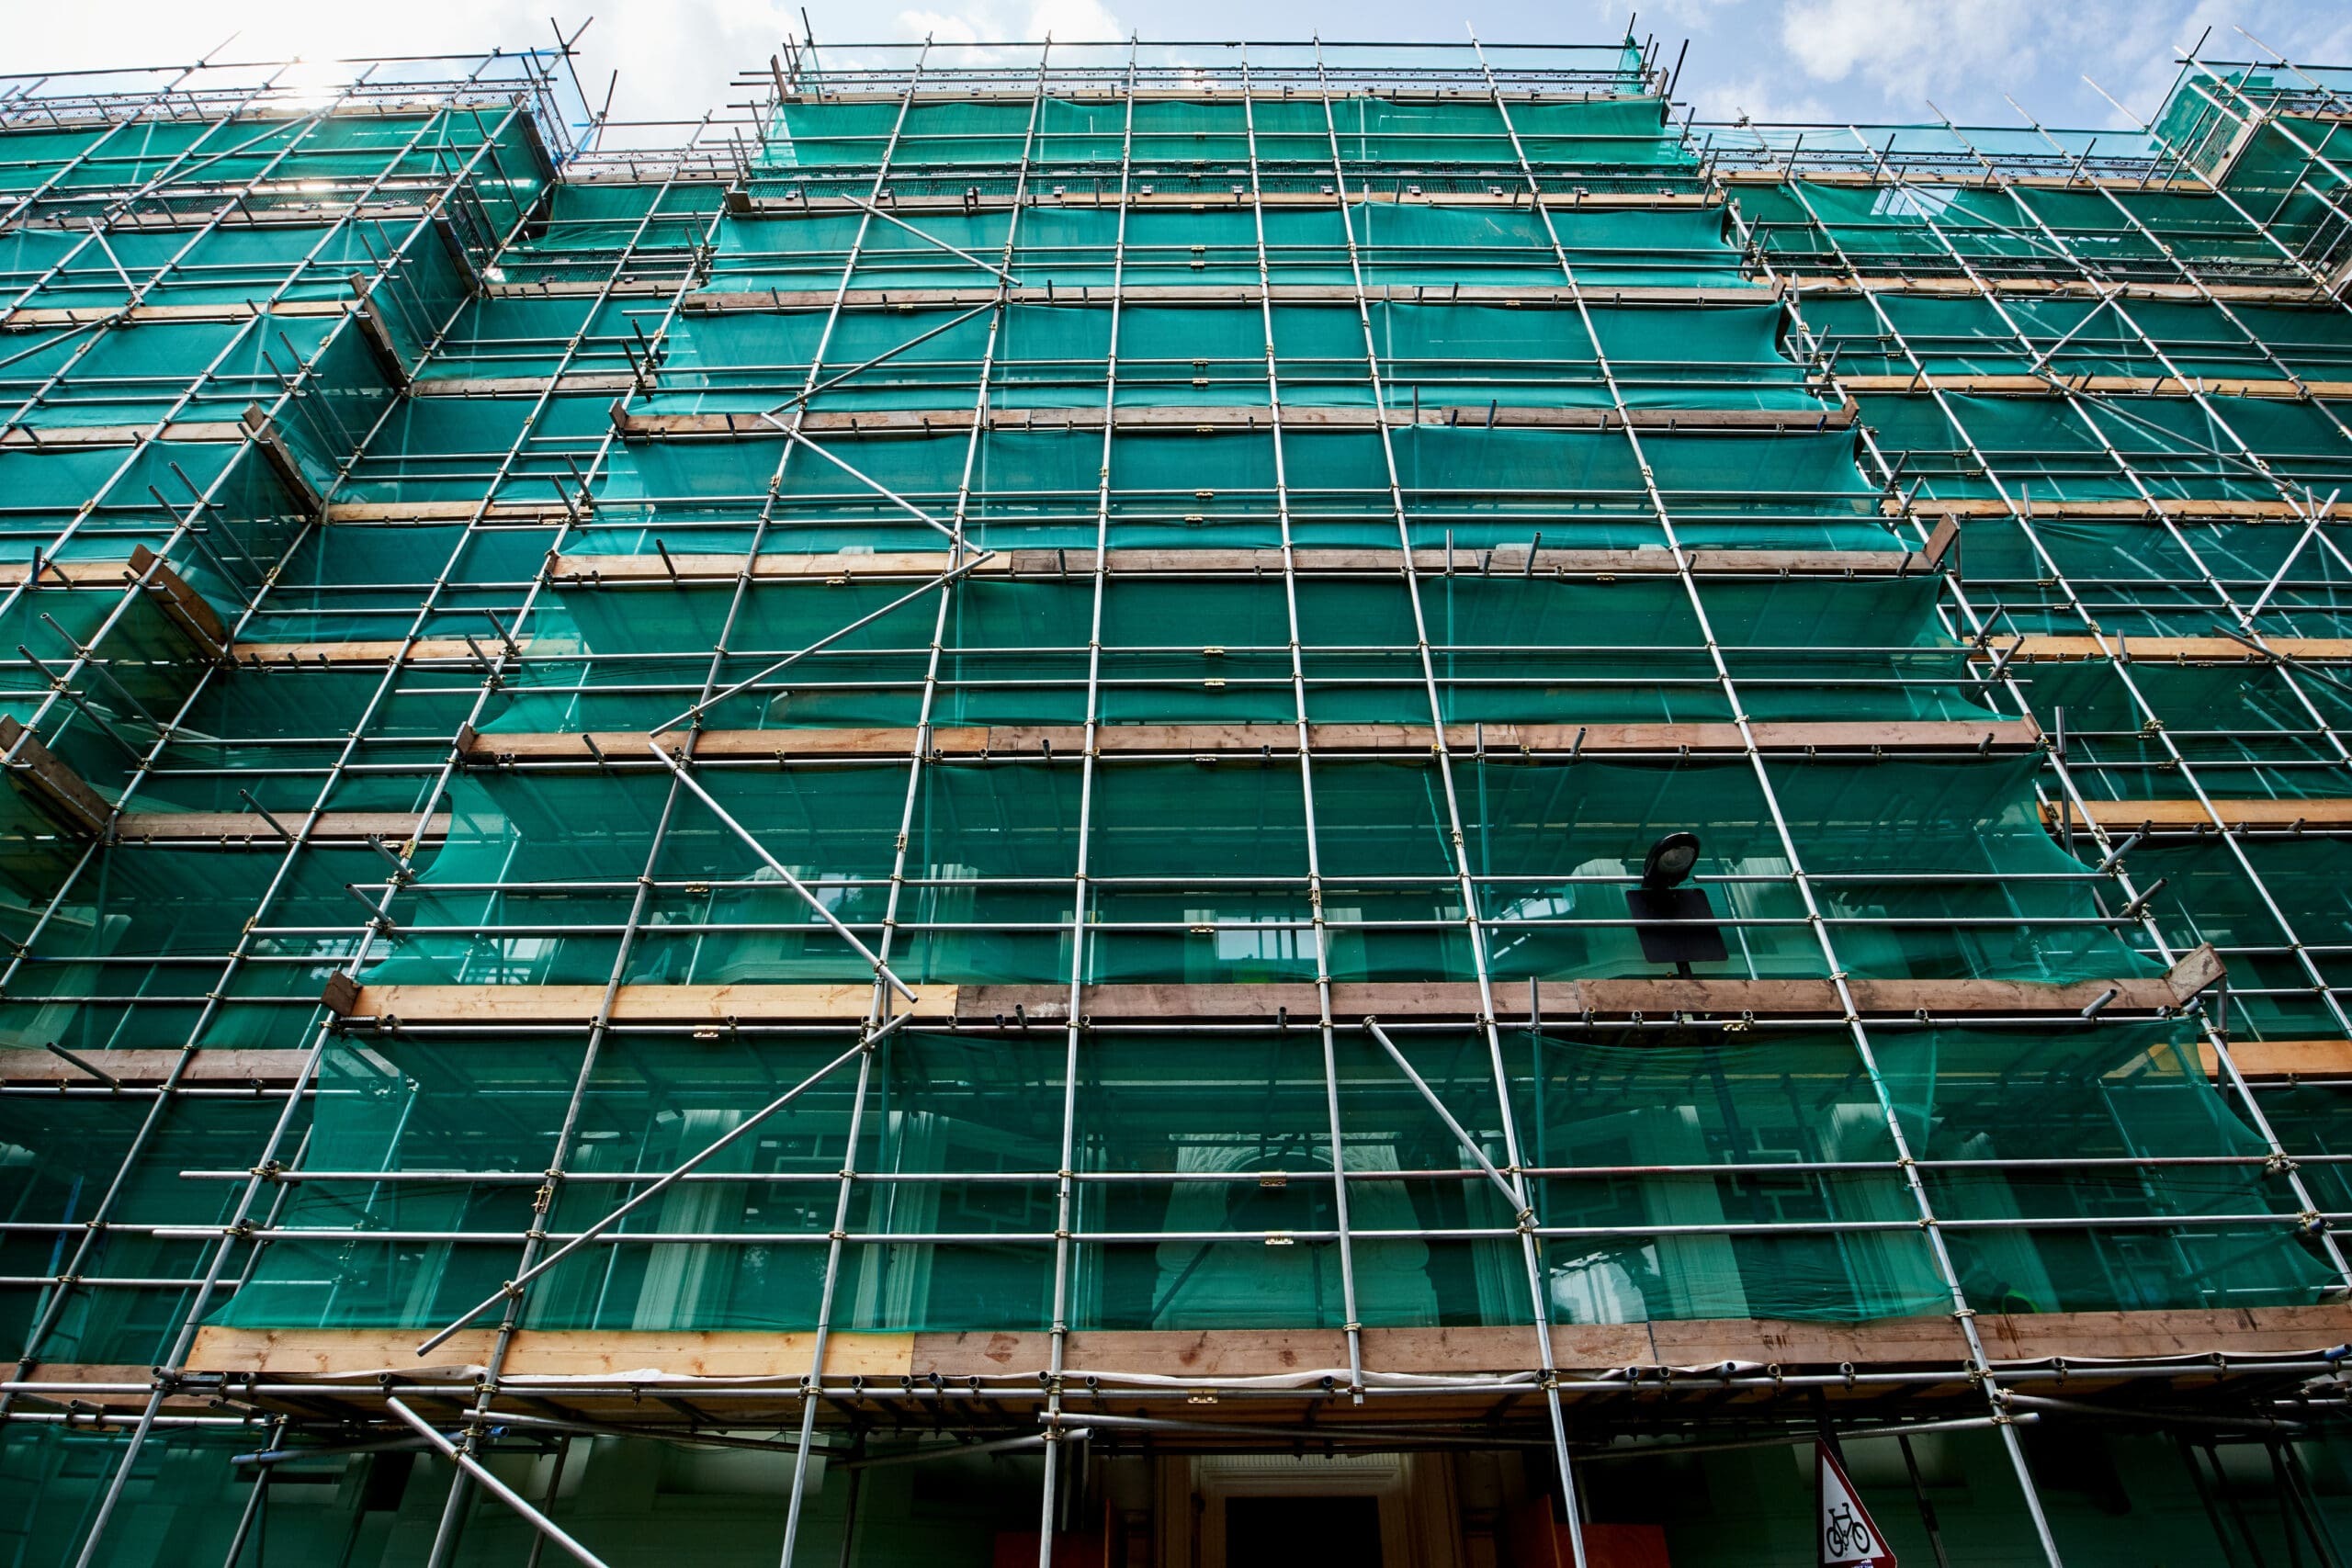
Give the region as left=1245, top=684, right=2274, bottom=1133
left=1862, top=391, right=2352, bottom=502
left=0, top=70, right=2340, bottom=1386
left=217, top=1012, right=2326, bottom=1337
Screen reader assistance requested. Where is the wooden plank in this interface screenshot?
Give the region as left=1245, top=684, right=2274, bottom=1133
left=1784, top=275, right=2337, bottom=307
left=2199, top=1039, right=2352, bottom=1080
left=327, top=969, right=2186, bottom=1029
left=1846, top=372, right=2347, bottom=400
left=151, top=1304, right=2352, bottom=1393
left=1911, top=497, right=2309, bottom=522
left=169, top=1306, right=2352, bottom=1390
left=0, top=419, right=243, bottom=449
left=15, top=203, right=435, bottom=233
left=1581, top=974, right=2188, bottom=1018
left=1983, top=1304, right=2352, bottom=1363
left=109, top=810, right=450, bottom=848
left=548, top=542, right=1936, bottom=585
left=9, top=1364, right=225, bottom=1416
left=324, top=500, right=573, bottom=524
left=0, top=1048, right=326, bottom=1088
left=1, top=299, right=351, bottom=331
left=675, top=282, right=1781, bottom=312
left=348, top=282, right=411, bottom=391
left=915, top=1328, right=1358, bottom=1381
left=616, top=400, right=1858, bottom=441
left=2166, top=942, right=2227, bottom=1002
left=455, top=717, right=2041, bottom=768
left=413, top=371, right=637, bottom=398
left=0, top=547, right=224, bottom=656
left=229, top=637, right=531, bottom=667
left=333, top=982, right=959, bottom=1026
left=186, top=1325, right=914, bottom=1379
left=1720, top=168, right=2211, bottom=196
left=2005, top=634, right=2352, bottom=663
left=2044, top=798, right=2352, bottom=832
left=729, top=187, right=1715, bottom=217
left=0, top=558, right=148, bottom=588
left=126, top=545, right=227, bottom=655
left=240, top=402, right=322, bottom=516
left=0, top=715, right=109, bottom=837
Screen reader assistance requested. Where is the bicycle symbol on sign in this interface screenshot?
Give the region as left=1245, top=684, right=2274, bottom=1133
left=1825, top=1502, right=1874, bottom=1560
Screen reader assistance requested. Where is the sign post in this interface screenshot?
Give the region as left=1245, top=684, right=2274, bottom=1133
left=1818, top=1444, right=1898, bottom=1568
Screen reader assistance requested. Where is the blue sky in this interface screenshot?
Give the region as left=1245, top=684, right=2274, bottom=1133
left=14, top=0, right=2352, bottom=139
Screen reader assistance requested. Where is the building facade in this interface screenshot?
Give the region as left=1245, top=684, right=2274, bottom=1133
left=1, top=28, right=2351, bottom=1567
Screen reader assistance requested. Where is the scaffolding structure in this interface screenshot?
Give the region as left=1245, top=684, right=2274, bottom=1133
left=3, top=23, right=2352, bottom=1568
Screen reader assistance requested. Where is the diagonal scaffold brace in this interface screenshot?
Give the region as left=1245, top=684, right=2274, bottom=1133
left=648, top=744, right=923, bottom=1004
left=385, top=1397, right=613, bottom=1568
left=413, top=1015, right=915, bottom=1357
left=1363, top=1018, right=1530, bottom=1215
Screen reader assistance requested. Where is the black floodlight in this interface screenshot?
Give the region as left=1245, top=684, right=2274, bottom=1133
left=1641, top=830, right=1702, bottom=889
left=1626, top=832, right=1726, bottom=971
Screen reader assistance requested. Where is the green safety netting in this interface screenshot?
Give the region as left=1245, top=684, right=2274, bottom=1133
left=522, top=181, right=724, bottom=257
left=635, top=299, right=1814, bottom=415
left=4, top=109, right=541, bottom=233
left=210, top=1013, right=2324, bottom=1337
left=588, top=421, right=1893, bottom=556
left=478, top=571, right=1979, bottom=737
left=0, top=1093, right=284, bottom=1364
left=1883, top=1024, right=2329, bottom=1313
left=415, top=293, right=666, bottom=380
left=0, top=584, right=214, bottom=806
left=1808, top=294, right=2352, bottom=384
left=0, top=761, right=87, bottom=911
left=1459, top=753, right=2151, bottom=986
left=0, top=841, right=379, bottom=1043
left=1860, top=390, right=2352, bottom=502
left=2151, top=69, right=2269, bottom=176
left=1951, top=517, right=2352, bottom=643
left=0, top=315, right=411, bottom=508
left=704, top=204, right=1746, bottom=291
left=1359, top=204, right=1742, bottom=285
left=0, top=314, right=327, bottom=425
left=0, top=118, right=222, bottom=193
left=2, top=227, right=469, bottom=356
left=1742, top=178, right=2312, bottom=276
left=2010, top=656, right=2352, bottom=788
left=249, top=521, right=554, bottom=641
left=0, top=438, right=306, bottom=585
left=2250, top=1082, right=2352, bottom=1215
left=2141, top=838, right=2352, bottom=1040
left=1527, top=1021, right=2325, bottom=1322
left=2206, top=107, right=2349, bottom=240
left=601, top=423, right=1875, bottom=513
left=357, top=751, right=2142, bottom=992
left=336, top=391, right=610, bottom=504
left=763, top=94, right=1688, bottom=174
left=17, top=80, right=2352, bottom=1440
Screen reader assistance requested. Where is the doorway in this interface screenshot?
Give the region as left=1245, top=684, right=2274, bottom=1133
left=1162, top=1452, right=1455, bottom=1568
left=1224, top=1495, right=1385, bottom=1568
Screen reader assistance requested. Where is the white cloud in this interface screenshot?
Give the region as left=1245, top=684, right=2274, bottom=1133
left=890, top=0, right=1124, bottom=47
left=1029, top=0, right=1125, bottom=41
left=896, top=7, right=992, bottom=44
left=1779, top=0, right=2039, bottom=109
left=1688, top=73, right=1833, bottom=129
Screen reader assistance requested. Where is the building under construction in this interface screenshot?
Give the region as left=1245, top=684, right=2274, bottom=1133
left=6, top=23, right=2352, bottom=1567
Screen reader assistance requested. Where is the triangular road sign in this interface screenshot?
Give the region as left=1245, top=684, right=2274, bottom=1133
left=1818, top=1444, right=1897, bottom=1568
